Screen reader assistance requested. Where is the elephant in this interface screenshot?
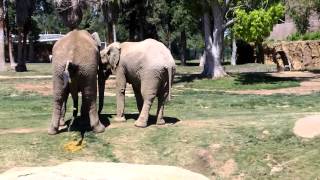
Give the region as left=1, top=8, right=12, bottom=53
left=48, top=29, right=105, bottom=135
left=100, top=39, right=176, bottom=128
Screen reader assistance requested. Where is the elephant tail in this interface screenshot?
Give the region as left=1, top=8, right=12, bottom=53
left=167, top=66, right=175, bottom=101
left=63, top=60, right=78, bottom=89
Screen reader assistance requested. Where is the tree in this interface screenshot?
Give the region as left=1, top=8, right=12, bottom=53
left=170, top=0, right=198, bottom=65
left=15, top=0, right=35, bottom=72
left=286, top=0, right=312, bottom=34
left=0, top=0, right=5, bottom=72
left=233, top=3, right=284, bottom=62
left=197, top=0, right=236, bottom=78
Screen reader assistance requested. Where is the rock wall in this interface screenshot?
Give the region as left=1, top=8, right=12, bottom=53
left=264, top=40, right=320, bottom=71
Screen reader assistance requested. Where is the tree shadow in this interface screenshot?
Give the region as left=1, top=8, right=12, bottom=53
left=174, top=73, right=202, bottom=84
left=234, top=72, right=302, bottom=85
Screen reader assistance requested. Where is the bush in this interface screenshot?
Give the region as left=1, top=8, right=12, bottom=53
left=287, top=31, right=320, bottom=41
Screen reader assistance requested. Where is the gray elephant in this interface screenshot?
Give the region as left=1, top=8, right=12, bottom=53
left=48, top=29, right=105, bottom=135
left=100, top=39, right=176, bottom=128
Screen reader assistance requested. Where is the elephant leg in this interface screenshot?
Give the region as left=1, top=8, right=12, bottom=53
left=59, top=91, right=69, bottom=126
left=132, top=84, right=143, bottom=113
left=70, top=83, right=78, bottom=118
left=156, top=94, right=167, bottom=125
left=114, top=68, right=127, bottom=122
left=134, top=80, right=158, bottom=128
left=81, top=84, right=105, bottom=133
left=49, top=78, right=68, bottom=135
left=156, top=83, right=169, bottom=125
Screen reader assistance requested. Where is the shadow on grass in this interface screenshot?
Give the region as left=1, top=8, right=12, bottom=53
left=175, top=62, right=200, bottom=66
left=59, top=113, right=180, bottom=133
left=124, top=113, right=180, bottom=127
left=60, top=114, right=111, bottom=134
left=234, top=73, right=301, bottom=85
left=174, top=73, right=201, bottom=84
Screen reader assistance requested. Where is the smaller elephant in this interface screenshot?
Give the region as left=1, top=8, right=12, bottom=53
left=100, top=39, right=176, bottom=128
left=48, top=29, right=105, bottom=135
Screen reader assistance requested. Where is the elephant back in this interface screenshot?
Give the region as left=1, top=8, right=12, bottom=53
left=52, top=30, right=99, bottom=67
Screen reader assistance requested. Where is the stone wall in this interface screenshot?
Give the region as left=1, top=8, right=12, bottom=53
left=264, top=40, right=320, bottom=71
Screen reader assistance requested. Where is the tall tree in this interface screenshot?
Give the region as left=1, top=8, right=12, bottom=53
left=15, top=0, right=35, bottom=72
left=233, top=3, right=284, bottom=63
left=0, top=0, right=5, bottom=72
left=171, top=0, right=197, bottom=65
left=198, top=0, right=235, bottom=78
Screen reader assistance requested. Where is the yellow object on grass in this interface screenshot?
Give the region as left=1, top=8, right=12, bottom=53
left=63, top=140, right=85, bottom=153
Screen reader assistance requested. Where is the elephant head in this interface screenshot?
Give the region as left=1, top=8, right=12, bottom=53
left=100, top=42, right=121, bottom=74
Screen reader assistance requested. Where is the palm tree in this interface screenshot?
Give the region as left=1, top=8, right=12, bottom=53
left=54, top=0, right=84, bottom=30
left=15, top=0, right=35, bottom=72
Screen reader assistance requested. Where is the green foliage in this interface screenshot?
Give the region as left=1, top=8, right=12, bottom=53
left=286, top=0, right=314, bottom=34
left=233, top=3, right=285, bottom=43
left=287, top=31, right=320, bottom=41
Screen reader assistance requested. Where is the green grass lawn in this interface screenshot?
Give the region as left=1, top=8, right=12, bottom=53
left=1, top=63, right=320, bottom=179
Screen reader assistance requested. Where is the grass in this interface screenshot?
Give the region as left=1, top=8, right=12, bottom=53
left=1, top=63, right=320, bottom=179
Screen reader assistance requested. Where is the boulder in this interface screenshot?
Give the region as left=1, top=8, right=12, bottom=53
left=0, top=161, right=209, bottom=180
left=264, top=40, right=320, bottom=71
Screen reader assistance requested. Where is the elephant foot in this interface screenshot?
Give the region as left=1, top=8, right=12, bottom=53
left=48, top=127, right=59, bottom=135
left=134, top=119, right=148, bottom=128
left=92, top=123, right=105, bottom=134
left=156, top=118, right=166, bottom=125
left=114, top=116, right=126, bottom=122
left=59, top=119, right=66, bottom=126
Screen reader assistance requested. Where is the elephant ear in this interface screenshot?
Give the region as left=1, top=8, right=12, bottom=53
left=109, top=42, right=121, bottom=69
left=100, top=47, right=109, bottom=64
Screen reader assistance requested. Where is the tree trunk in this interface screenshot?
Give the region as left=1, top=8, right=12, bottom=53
left=112, top=22, right=117, bottom=42
left=15, top=28, right=27, bottom=72
left=28, top=39, right=34, bottom=62
left=201, top=12, right=214, bottom=77
left=0, top=2, right=5, bottom=72
left=180, top=30, right=187, bottom=66
left=210, top=0, right=227, bottom=78
left=211, top=28, right=227, bottom=78
left=231, top=37, right=237, bottom=66
left=23, top=32, right=28, bottom=62
left=129, top=11, right=136, bottom=41
left=107, top=21, right=113, bottom=44
left=256, top=42, right=264, bottom=64
left=8, top=32, right=15, bottom=69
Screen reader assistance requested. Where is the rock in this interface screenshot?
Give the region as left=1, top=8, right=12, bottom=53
left=0, top=161, right=209, bottom=180
left=264, top=40, right=320, bottom=71
left=293, top=115, right=320, bottom=138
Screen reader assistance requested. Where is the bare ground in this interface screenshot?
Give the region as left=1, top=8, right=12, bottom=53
left=227, top=71, right=320, bottom=95
left=14, top=79, right=134, bottom=97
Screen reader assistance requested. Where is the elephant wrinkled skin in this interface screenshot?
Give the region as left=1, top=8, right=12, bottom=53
left=48, top=29, right=105, bottom=135
left=100, top=39, right=176, bottom=128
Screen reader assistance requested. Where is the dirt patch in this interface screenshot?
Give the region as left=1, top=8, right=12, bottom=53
left=0, top=128, right=46, bottom=135
left=16, top=83, right=52, bottom=96
left=190, top=148, right=238, bottom=179
left=14, top=79, right=134, bottom=97
left=218, top=159, right=238, bottom=178
left=293, top=115, right=320, bottom=138
left=0, top=75, right=52, bottom=79
left=227, top=71, right=320, bottom=95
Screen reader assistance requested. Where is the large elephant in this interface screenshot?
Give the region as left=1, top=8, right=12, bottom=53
left=100, top=39, right=176, bottom=128
left=48, top=29, right=105, bottom=135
